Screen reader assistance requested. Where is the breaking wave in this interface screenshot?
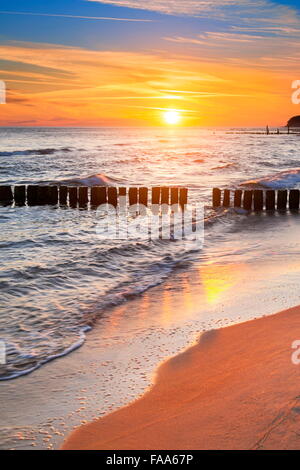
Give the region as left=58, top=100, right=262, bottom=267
left=242, top=168, right=300, bottom=189
left=0, top=147, right=72, bottom=157
left=58, top=173, right=125, bottom=186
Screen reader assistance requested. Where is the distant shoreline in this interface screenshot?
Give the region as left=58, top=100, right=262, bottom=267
left=0, top=125, right=292, bottom=129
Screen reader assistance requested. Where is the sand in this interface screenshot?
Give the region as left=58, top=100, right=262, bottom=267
left=62, top=305, right=300, bottom=450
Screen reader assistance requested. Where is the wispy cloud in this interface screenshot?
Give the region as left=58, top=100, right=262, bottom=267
left=87, top=0, right=300, bottom=66
left=0, top=40, right=297, bottom=126
left=230, top=25, right=300, bottom=36
left=87, top=0, right=254, bottom=16
left=87, top=0, right=300, bottom=22
left=164, top=31, right=268, bottom=46
left=0, top=10, right=153, bottom=22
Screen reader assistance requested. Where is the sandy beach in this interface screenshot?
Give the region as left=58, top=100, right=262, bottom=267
left=62, top=305, right=300, bottom=450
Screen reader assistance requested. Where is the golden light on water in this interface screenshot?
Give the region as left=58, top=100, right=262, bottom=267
left=164, top=110, right=181, bottom=125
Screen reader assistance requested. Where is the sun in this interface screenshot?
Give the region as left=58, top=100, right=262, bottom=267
left=164, top=110, right=181, bottom=125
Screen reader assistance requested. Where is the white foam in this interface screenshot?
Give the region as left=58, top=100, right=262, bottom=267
left=61, top=173, right=122, bottom=186
left=243, top=168, right=300, bottom=189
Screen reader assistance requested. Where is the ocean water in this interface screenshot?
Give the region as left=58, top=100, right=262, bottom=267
left=1, top=126, right=300, bottom=381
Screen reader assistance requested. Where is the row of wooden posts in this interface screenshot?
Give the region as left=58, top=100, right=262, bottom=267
left=0, top=185, right=188, bottom=208
left=2, top=185, right=300, bottom=211
left=213, top=188, right=300, bottom=211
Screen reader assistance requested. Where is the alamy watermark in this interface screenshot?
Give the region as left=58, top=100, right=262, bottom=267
left=95, top=202, right=204, bottom=245
left=0, top=81, right=5, bottom=104
left=291, top=340, right=300, bottom=365
left=291, top=80, right=300, bottom=104
left=0, top=341, right=6, bottom=365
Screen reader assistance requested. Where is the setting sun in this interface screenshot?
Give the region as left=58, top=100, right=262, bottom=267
left=164, top=110, right=181, bottom=125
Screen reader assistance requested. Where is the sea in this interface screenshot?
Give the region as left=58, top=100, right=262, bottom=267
left=1, top=126, right=300, bottom=382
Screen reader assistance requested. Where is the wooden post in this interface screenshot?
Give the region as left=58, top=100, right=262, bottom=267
left=161, top=187, right=170, bottom=205
left=118, top=187, right=126, bottom=203
left=27, top=185, right=39, bottom=206
left=253, top=190, right=263, bottom=211
left=277, top=190, right=287, bottom=210
left=78, top=187, right=88, bottom=207
left=223, top=189, right=230, bottom=207
left=118, top=187, right=126, bottom=211
left=234, top=190, right=242, bottom=207
left=68, top=187, right=78, bottom=208
left=139, top=187, right=148, bottom=207
left=128, top=187, right=138, bottom=206
left=108, top=187, right=118, bottom=207
left=90, top=187, right=97, bottom=207
left=266, top=190, right=275, bottom=211
left=179, top=188, right=188, bottom=209
left=59, top=186, right=68, bottom=206
left=91, top=186, right=107, bottom=207
left=243, top=190, right=253, bottom=211
left=152, top=187, right=161, bottom=205
left=212, top=188, right=221, bottom=207
left=49, top=186, right=58, bottom=205
left=0, top=185, right=13, bottom=205
left=289, top=189, right=300, bottom=210
left=36, top=185, right=49, bottom=205
left=36, top=186, right=57, bottom=205
left=14, top=185, right=26, bottom=206
left=170, top=187, right=179, bottom=205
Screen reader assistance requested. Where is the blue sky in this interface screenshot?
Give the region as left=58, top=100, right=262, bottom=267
left=1, top=0, right=299, bottom=52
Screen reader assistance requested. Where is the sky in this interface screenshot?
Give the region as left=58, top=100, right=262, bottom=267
left=0, top=0, right=300, bottom=126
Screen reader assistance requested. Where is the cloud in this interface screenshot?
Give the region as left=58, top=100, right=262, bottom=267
left=87, top=0, right=300, bottom=50
left=0, top=40, right=228, bottom=124
left=87, top=0, right=300, bottom=22
left=230, top=25, right=300, bottom=36
left=86, top=0, right=253, bottom=16
left=0, top=10, right=152, bottom=22
left=0, top=39, right=297, bottom=127
left=162, top=24, right=300, bottom=70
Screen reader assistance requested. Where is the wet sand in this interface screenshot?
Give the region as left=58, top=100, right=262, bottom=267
left=62, top=305, right=300, bottom=450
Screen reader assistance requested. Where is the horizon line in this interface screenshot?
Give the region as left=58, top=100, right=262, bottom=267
left=0, top=124, right=288, bottom=129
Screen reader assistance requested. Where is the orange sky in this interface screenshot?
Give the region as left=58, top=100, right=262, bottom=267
left=1, top=1, right=300, bottom=126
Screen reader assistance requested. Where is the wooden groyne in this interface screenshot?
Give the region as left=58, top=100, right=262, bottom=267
left=213, top=188, right=300, bottom=211
left=0, top=185, right=188, bottom=209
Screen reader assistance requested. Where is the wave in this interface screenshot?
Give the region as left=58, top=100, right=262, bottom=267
left=0, top=237, right=200, bottom=381
left=212, top=163, right=236, bottom=170
left=13, top=173, right=122, bottom=187
left=0, top=147, right=72, bottom=157
left=242, top=168, right=300, bottom=189
left=0, top=330, right=88, bottom=381
left=58, top=173, right=124, bottom=186
left=113, top=143, right=131, bottom=147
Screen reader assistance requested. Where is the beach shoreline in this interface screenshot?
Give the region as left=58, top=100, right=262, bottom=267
left=2, top=252, right=300, bottom=450
left=62, top=305, right=300, bottom=450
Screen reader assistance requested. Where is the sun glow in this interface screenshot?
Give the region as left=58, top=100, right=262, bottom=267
left=164, top=110, right=181, bottom=125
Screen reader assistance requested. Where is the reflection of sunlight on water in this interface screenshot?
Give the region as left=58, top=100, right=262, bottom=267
left=199, top=264, right=248, bottom=305
left=92, top=252, right=300, bottom=341
left=178, top=272, right=196, bottom=315
left=96, top=255, right=300, bottom=337
left=160, top=272, right=203, bottom=325
left=161, top=288, right=172, bottom=325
